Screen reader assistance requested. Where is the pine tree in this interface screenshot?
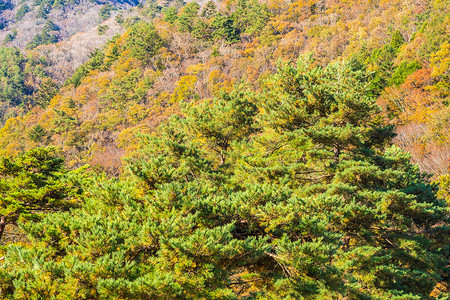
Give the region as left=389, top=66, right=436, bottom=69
left=28, top=124, right=47, bottom=143
left=33, top=77, right=58, bottom=108
left=201, top=1, right=216, bottom=19
left=175, top=2, right=200, bottom=32
left=0, top=56, right=448, bottom=299
left=0, top=147, right=85, bottom=243
left=126, top=22, right=164, bottom=66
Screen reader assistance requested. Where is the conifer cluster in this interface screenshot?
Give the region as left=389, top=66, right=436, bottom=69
left=0, top=57, right=448, bottom=299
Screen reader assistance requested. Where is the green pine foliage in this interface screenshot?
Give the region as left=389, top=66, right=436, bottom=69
left=0, top=46, right=50, bottom=123
left=28, top=124, right=47, bottom=143
left=176, top=2, right=200, bottom=32
left=3, top=30, right=17, bottom=44
left=27, top=30, right=59, bottom=50
left=232, top=0, right=271, bottom=36
left=162, top=6, right=178, bottom=24
left=389, top=30, right=405, bottom=50
left=43, top=20, right=59, bottom=32
left=167, top=0, right=270, bottom=44
left=0, top=147, right=86, bottom=243
left=0, top=1, right=448, bottom=297
left=15, top=5, right=30, bottom=21
left=389, top=61, right=422, bottom=86
left=0, top=56, right=448, bottom=299
left=33, top=77, right=58, bottom=108
left=209, top=14, right=241, bottom=43
left=201, top=1, right=216, bottom=19
left=65, top=48, right=106, bottom=87
left=27, top=20, right=60, bottom=50
left=99, top=4, right=114, bottom=21
left=125, top=21, right=164, bottom=66
left=0, top=47, right=27, bottom=106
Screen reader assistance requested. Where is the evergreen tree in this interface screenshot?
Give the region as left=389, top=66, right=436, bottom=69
left=210, top=14, right=240, bottom=43
left=232, top=0, right=271, bottom=36
left=43, top=20, right=59, bottom=32
left=15, top=5, right=30, bottom=21
left=65, top=48, right=107, bottom=87
left=99, top=4, right=114, bottom=21
left=0, top=47, right=27, bottom=106
left=0, top=147, right=85, bottom=243
left=28, top=124, right=47, bottom=143
left=390, top=30, right=405, bottom=50
left=175, top=2, right=200, bottom=33
left=33, top=77, right=58, bottom=108
left=126, top=22, right=164, bottom=66
left=201, top=1, right=216, bottom=19
left=162, top=7, right=178, bottom=24
left=0, top=56, right=448, bottom=299
left=389, top=61, right=421, bottom=86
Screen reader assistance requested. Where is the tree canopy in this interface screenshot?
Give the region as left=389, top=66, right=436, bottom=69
left=0, top=57, right=448, bottom=299
left=0, top=0, right=448, bottom=298
left=0, top=147, right=85, bottom=243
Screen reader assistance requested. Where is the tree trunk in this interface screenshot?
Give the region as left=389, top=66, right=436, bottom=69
left=334, top=144, right=341, bottom=164
left=0, top=215, right=6, bottom=243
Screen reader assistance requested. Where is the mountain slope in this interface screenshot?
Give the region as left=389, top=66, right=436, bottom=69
left=0, top=56, right=449, bottom=299
left=0, top=0, right=448, bottom=298
left=0, top=0, right=447, bottom=177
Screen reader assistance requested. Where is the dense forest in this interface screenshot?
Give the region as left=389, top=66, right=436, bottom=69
left=0, top=0, right=449, bottom=298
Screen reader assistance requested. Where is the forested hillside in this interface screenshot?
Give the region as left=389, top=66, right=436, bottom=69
left=0, top=0, right=147, bottom=123
left=0, top=0, right=449, bottom=298
left=0, top=0, right=139, bottom=49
